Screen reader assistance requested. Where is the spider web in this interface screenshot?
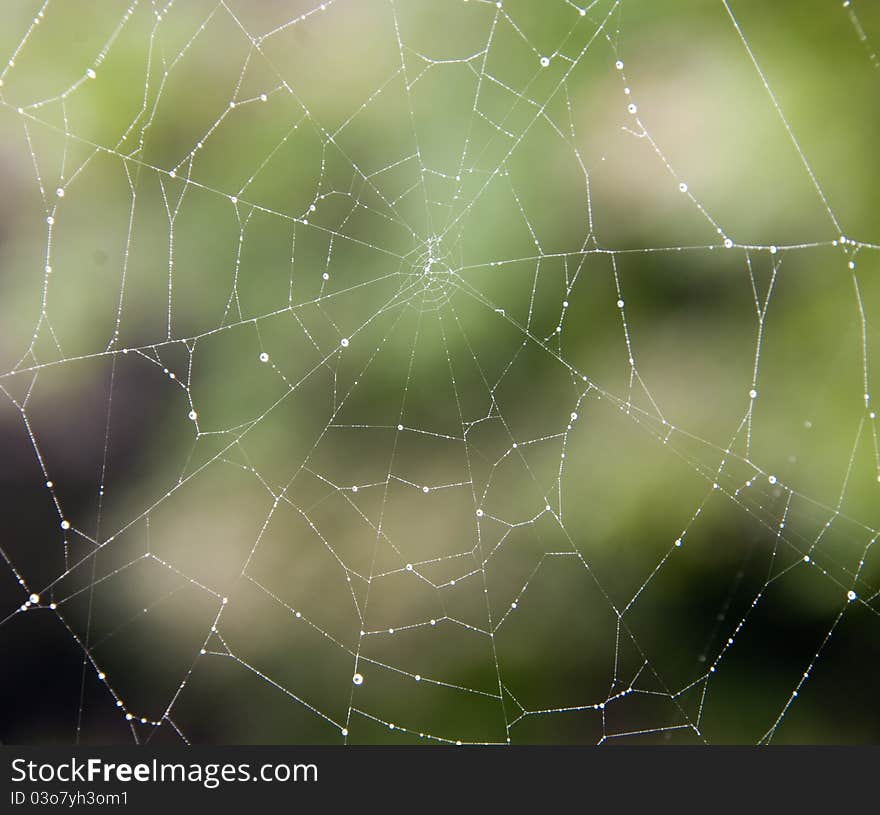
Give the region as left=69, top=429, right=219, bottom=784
left=1, top=0, right=879, bottom=745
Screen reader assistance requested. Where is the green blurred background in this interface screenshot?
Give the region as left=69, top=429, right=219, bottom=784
left=1, top=0, right=879, bottom=744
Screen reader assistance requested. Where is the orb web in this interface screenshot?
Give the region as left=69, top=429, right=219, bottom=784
left=0, top=0, right=879, bottom=745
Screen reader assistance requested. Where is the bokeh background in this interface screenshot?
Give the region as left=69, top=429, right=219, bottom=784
left=1, top=0, right=879, bottom=745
